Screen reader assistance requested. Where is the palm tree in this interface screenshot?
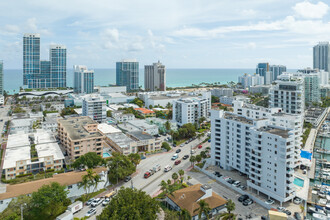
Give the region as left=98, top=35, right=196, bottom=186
left=190, top=156, right=196, bottom=167
left=165, top=120, right=171, bottom=132
left=226, top=199, right=235, bottom=214
left=178, top=169, right=184, bottom=177
left=178, top=209, right=191, bottom=220
left=217, top=199, right=236, bottom=220
left=172, top=172, right=179, bottom=183
left=159, top=180, right=169, bottom=196
left=193, top=200, right=211, bottom=220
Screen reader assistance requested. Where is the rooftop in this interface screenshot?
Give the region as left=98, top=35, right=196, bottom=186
left=128, top=131, right=154, bottom=141
left=167, top=184, right=227, bottom=217
left=134, top=108, right=155, bottom=114
left=35, top=142, right=64, bottom=161
left=98, top=123, right=121, bottom=134
left=106, top=133, right=133, bottom=148
left=223, top=113, right=253, bottom=125
left=259, top=126, right=290, bottom=138
left=58, top=116, right=103, bottom=140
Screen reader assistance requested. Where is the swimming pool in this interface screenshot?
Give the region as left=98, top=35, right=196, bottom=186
left=294, top=177, right=304, bottom=187
left=103, top=152, right=111, bottom=158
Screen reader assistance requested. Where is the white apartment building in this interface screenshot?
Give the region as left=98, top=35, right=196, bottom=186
left=210, top=103, right=303, bottom=203
left=303, top=73, right=321, bottom=104
left=172, top=92, right=211, bottom=126
left=269, top=73, right=305, bottom=115
left=211, top=88, right=233, bottom=97
left=317, top=70, right=329, bottom=86
left=144, top=61, right=166, bottom=91
left=112, top=111, right=135, bottom=123
left=238, top=73, right=264, bottom=89
left=82, top=96, right=106, bottom=123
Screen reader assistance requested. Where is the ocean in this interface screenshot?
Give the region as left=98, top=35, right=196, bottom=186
left=4, top=68, right=256, bottom=94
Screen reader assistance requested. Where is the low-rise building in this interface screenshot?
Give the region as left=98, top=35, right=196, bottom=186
left=57, top=116, right=105, bottom=160
left=3, top=130, right=64, bottom=180
left=165, top=184, right=227, bottom=220
left=112, top=110, right=135, bottom=123
left=134, top=108, right=156, bottom=117
left=118, top=119, right=159, bottom=136
left=249, top=85, right=272, bottom=95
left=10, top=118, right=33, bottom=134
left=145, top=117, right=177, bottom=133
left=211, top=88, right=233, bottom=97
left=42, top=115, right=59, bottom=133
left=219, top=96, right=235, bottom=105
left=95, top=85, right=127, bottom=94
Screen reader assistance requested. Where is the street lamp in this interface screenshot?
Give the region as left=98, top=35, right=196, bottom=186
left=20, top=203, right=26, bottom=220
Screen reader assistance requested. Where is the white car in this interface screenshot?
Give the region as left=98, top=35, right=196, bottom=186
left=233, top=181, right=241, bottom=187
left=164, top=165, right=172, bottom=172
left=293, top=197, right=302, bottom=204
left=102, top=198, right=110, bottom=206
left=265, top=199, right=274, bottom=205
left=85, top=208, right=97, bottom=217
left=277, top=207, right=285, bottom=212
left=91, top=198, right=103, bottom=207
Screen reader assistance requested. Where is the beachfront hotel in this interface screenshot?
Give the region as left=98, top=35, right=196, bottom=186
left=116, top=59, right=139, bottom=92
left=144, top=61, right=166, bottom=92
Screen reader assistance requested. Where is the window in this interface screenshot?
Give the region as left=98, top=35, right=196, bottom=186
left=19, top=166, right=24, bottom=170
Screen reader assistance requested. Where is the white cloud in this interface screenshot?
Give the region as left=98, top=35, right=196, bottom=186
left=103, top=28, right=119, bottom=43
left=126, top=42, right=144, bottom=52
left=293, top=1, right=329, bottom=19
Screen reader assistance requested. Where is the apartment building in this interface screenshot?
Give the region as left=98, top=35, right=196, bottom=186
left=82, top=96, right=106, bottom=123
left=210, top=103, right=302, bottom=203
left=172, top=92, right=211, bottom=126
left=211, top=88, right=233, bottom=97
left=238, top=73, right=264, bottom=88
left=3, top=130, right=64, bottom=180
left=269, top=73, right=305, bottom=115
left=57, top=117, right=105, bottom=160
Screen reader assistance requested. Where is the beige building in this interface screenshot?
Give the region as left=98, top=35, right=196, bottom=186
left=3, top=130, right=64, bottom=180
left=57, top=116, right=105, bottom=160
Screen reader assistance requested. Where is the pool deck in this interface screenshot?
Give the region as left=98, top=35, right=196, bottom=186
left=294, top=173, right=310, bottom=201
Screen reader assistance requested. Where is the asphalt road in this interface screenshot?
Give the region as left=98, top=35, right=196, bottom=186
left=74, top=136, right=208, bottom=219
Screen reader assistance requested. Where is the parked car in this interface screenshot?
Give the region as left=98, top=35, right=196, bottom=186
left=164, top=165, right=172, bottom=172
left=85, top=208, right=97, bottom=217
left=239, top=185, right=247, bottom=190
left=86, top=198, right=94, bottom=206
left=171, top=154, right=178, bottom=160
left=176, top=149, right=181, bottom=153
left=124, top=176, right=131, bottom=182
left=173, top=144, right=177, bottom=147
left=191, top=150, right=196, bottom=154
left=141, top=155, right=146, bottom=160
left=294, top=212, right=301, bottom=220
left=277, top=207, right=285, bottom=212
left=227, top=179, right=235, bottom=184
left=102, top=198, right=110, bottom=206
left=238, top=195, right=249, bottom=202
left=185, top=141, right=189, bottom=144
left=198, top=145, right=202, bottom=149
left=284, top=210, right=291, bottom=216
left=183, top=155, right=189, bottom=160
left=180, top=144, right=184, bottom=147
left=175, top=160, right=181, bottom=165
left=208, top=139, right=211, bottom=142
left=242, top=198, right=253, bottom=206
left=91, top=198, right=103, bottom=207
left=233, top=181, right=241, bottom=187
left=265, top=199, right=274, bottom=205
left=293, top=197, right=302, bottom=204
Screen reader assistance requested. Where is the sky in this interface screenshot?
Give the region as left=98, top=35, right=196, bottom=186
left=0, top=0, right=330, bottom=69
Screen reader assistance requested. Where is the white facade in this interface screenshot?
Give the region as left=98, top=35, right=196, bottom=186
left=112, top=111, right=135, bottom=123
left=95, top=85, right=127, bottom=94
left=210, top=103, right=302, bottom=202
left=270, top=73, right=305, bottom=115
left=73, top=65, right=94, bottom=94
left=318, top=70, right=329, bottom=86
left=211, top=88, right=233, bottom=97
left=219, top=96, right=234, bottom=105
left=0, top=95, right=4, bottom=105
left=82, top=96, right=106, bottom=123
left=172, top=92, right=211, bottom=126
left=238, top=73, right=264, bottom=88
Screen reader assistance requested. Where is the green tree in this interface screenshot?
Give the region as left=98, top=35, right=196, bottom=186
left=178, top=169, right=184, bottom=178
left=211, top=95, right=220, bottom=103
left=226, top=199, right=235, bottom=214
left=178, top=209, right=191, bottom=220
left=172, top=172, right=179, bottom=183
left=196, top=155, right=202, bottom=163
left=193, top=200, right=211, bottom=220
left=97, top=187, right=159, bottom=220
left=0, top=195, right=32, bottom=220
left=164, top=120, right=171, bottom=132
left=72, top=152, right=105, bottom=169
left=107, top=152, right=136, bottom=184
left=30, top=182, right=70, bottom=219
left=200, top=151, right=207, bottom=159
left=162, top=142, right=171, bottom=151
left=190, top=156, right=196, bottom=167
left=128, top=153, right=141, bottom=166
left=149, top=105, right=153, bottom=109
left=159, top=180, right=169, bottom=196
left=130, top=98, right=144, bottom=107
left=107, top=110, right=112, bottom=117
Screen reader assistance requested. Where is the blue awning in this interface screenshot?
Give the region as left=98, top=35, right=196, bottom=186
left=300, top=150, right=312, bottom=160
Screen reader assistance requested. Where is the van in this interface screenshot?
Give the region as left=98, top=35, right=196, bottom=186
left=153, top=164, right=161, bottom=172
left=164, top=165, right=172, bottom=172
left=191, top=150, right=196, bottom=154
left=171, top=154, right=178, bottom=160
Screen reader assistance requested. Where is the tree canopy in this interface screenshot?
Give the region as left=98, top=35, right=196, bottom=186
left=97, top=187, right=160, bottom=220
left=72, top=152, right=105, bottom=169
left=107, top=152, right=136, bottom=184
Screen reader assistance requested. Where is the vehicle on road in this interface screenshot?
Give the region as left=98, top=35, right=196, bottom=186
left=164, top=165, right=172, bottom=172
left=208, top=139, right=211, bottom=142
left=239, top=185, right=246, bottom=190
left=105, top=191, right=116, bottom=198
left=171, top=154, right=178, bottom=160
left=183, top=155, right=189, bottom=160
left=277, top=207, right=285, bottom=212
left=176, top=149, right=181, bottom=153
left=91, top=198, right=103, bottom=207
left=265, top=199, right=274, bottom=205
left=141, top=155, right=146, bottom=160
left=191, top=150, right=196, bottom=154
left=175, top=160, right=181, bottom=165
left=223, top=176, right=232, bottom=181
left=144, top=169, right=155, bottom=178
left=242, top=198, right=253, bottom=206
left=214, top=171, right=222, bottom=177
left=198, top=145, right=202, bottom=149
left=180, top=144, right=184, bottom=147
left=294, top=212, right=301, bottom=220
left=293, top=197, right=302, bottom=204
left=233, top=181, right=241, bottom=187
left=86, top=198, right=94, bottom=206
left=85, top=208, right=97, bottom=217
left=102, top=198, right=110, bottom=206
left=153, top=164, right=161, bottom=172
left=56, top=210, right=73, bottom=220
left=67, top=201, right=83, bottom=214
left=185, top=141, right=189, bottom=144
left=284, top=210, right=291, bottom=215
left=227, top=179, right=235, bottom=184
left=173, top=144, right=176, bottom=147
left=238, top=195, right=249, bottom=202
left=124, top=176, right=131, bottom=182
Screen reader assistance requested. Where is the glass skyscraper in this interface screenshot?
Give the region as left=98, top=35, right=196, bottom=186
left=23, top=33, right=40, bottom=87
left=116, top=60, right=139, bottom=92
left=23, top=34, right=67, bottom=89
left=73, top=65, right=94, bottom=94
left=313, top=42, right=330, bottom=72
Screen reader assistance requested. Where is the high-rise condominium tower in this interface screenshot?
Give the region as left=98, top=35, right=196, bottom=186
left=23, top=34, right=67, bottom=89
left=313, top=42, right=330, bottom=72
left=74, top=65, right=94, bottom=94
left=116, top=59, right=139, bottom=92
left=0, top=60, right=3, bottom=95
left=144, top=61, right=166, bottom=91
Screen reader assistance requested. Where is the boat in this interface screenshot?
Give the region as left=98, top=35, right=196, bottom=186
left=313, top=213, right=327, bottom=220
left=308, top=206, right=326, bottom=214
left=319, top=191, right=326, bottom=198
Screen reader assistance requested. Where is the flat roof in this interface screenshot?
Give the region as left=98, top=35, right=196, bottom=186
left=259, top=126, right=290, bottom=138
left=35, top=142, right=64, bottom=161
left=10, top=118, right=32, bottom=128
left=3, top=146, right=30, bottom=169
left=106, top=133, right=133, bottom=148
left=223, top=113, right=253, bottom=125
left=58, top=117, right=103, bottom=140
left=129, top=131, right=154, bottom=140
left=98, top=123, right=121, bottom=134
